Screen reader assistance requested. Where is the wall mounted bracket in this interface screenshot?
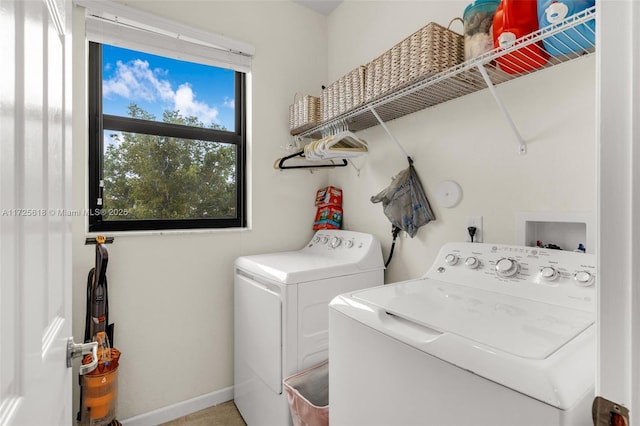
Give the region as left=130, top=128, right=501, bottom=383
left=476, top=65, right=527, bottom=155
left=368, top=105, right=414, bottom=165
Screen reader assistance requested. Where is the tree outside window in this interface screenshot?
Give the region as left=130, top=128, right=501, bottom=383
left=88, top=43, right=246, bottom=232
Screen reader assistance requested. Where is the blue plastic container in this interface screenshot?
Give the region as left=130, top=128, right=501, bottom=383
left=538, top=0, right=595, bottom=55
left=463, top=0, right=501, bottom=60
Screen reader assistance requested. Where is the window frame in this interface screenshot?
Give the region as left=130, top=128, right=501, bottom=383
left=88, top=42, right=247, bottom=232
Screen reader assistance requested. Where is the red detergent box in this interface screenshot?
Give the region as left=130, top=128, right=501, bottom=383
left=315, top=186, right=343, bottom=207
left=313, top=205, right=343, bottom=230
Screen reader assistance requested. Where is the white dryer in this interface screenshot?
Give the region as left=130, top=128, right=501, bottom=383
left=329, top=242, right=596, bottom=426
left=234, top=230, right=384, bottom=426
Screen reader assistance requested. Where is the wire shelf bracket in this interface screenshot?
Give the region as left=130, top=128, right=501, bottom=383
left=476, top=64, right=527, bottom=154
left=368, top=105, right=414, bottom=164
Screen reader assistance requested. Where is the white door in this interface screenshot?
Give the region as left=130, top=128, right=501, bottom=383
left=597, top=0, right=640, bottom=421
left=0, top=0, right=74, bottom=424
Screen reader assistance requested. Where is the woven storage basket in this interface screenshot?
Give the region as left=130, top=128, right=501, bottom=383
left=321, top=66, right=366, bottom=122
left=289, top=94, right=321, bottom=135
left=365, top=20, right=464, bottom=103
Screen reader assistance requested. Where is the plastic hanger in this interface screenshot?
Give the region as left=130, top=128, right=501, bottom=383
left=274, top=150, right=348, bottom=170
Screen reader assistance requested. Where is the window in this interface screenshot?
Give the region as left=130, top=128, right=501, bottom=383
left=88, top=42, right=246, bottom=232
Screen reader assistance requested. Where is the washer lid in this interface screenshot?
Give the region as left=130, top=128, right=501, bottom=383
left=352, top=278, right=594, bottom=360
left=236, top=251, right=378, bottom=284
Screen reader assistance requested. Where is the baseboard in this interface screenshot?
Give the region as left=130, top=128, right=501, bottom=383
left=120, top=386, right=234, bottom=426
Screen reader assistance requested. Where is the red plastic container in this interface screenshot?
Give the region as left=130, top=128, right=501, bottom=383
left=493, top=0, right=548, bottom=74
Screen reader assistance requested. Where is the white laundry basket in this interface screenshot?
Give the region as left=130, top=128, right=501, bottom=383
left=283, top=360, right=329, bottom=426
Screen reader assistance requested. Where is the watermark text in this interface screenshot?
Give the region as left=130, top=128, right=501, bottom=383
left=1, top=208, right=129, bottom=217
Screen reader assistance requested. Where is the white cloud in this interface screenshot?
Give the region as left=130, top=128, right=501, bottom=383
left=174, top=83, right=219, bottom=124
left=223, top=97, right=235, bottom=109
left=103, top=59, right=219, bottom=126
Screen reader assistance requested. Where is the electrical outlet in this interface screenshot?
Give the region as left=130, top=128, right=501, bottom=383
left=466, top=216, right=483, bottom=243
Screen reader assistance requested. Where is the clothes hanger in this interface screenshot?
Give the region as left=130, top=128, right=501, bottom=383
left=274, top=150, right=348, bottom=170
left=275, top=120, right=365, bottom=169
left=303, top=120, right=367, bottom=160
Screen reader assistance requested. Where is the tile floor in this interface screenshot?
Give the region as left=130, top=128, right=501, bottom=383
left=159, top=401, right=246, bottom=426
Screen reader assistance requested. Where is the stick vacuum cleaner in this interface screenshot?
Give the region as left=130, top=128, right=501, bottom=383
left=78, top=236, right=121, bottom=426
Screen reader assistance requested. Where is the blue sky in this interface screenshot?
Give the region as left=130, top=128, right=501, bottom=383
left=102, top=44, right=236, bottom=130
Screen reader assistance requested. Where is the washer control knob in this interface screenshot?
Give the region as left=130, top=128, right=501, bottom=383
left=330, top=236, right=342, bottom=248
left=574, top=271, right=594, bottom=287
left=313, top=235, right=321, bottom=243
left=321, top=236, right=329, bottom=244
left=495, top=258, right=520, bottom=278
left=465, top=257, right=480, bottom=269
left=345, top=239, right=354, bottom=248
left=540, top=266, right=559, bottom=281
left=444, top=254, right=459, bottom=265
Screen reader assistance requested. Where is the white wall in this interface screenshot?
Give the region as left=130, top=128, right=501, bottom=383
left=327, top=1, right=596, bottom=283
left=71, top=1, right=329, bottom=419
left=71, top=0, right=597, bottom=420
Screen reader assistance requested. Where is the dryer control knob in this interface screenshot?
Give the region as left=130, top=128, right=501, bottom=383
left=321, top=236, right=329, bottom=244
left=495, top=258, right=519, bottom=278
left=444, top=254, right=459, bottom=265
left=465, top=256, right=480, bottom=269
left=345, top=239, right=354, bottom=248
left=574, top=271, right=594, bottom=287
left=330, top=236, right=342, bottom=248
left=540, top=266, right=559, bottom=281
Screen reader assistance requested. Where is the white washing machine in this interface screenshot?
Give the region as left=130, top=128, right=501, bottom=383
left=234, top=230, right=384, bottom=426
left=329, top=242, right=596, bottom=426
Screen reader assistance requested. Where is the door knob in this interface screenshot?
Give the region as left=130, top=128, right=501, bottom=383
left=67, top=338, right=98, bottom=375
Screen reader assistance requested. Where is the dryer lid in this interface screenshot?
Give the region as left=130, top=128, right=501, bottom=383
left=352, top=278, right=594, bottom=360
left=236, top=251, right=380, bottom=284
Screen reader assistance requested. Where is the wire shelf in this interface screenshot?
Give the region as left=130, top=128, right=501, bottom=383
left=299, top=6, right=596, bottom=140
